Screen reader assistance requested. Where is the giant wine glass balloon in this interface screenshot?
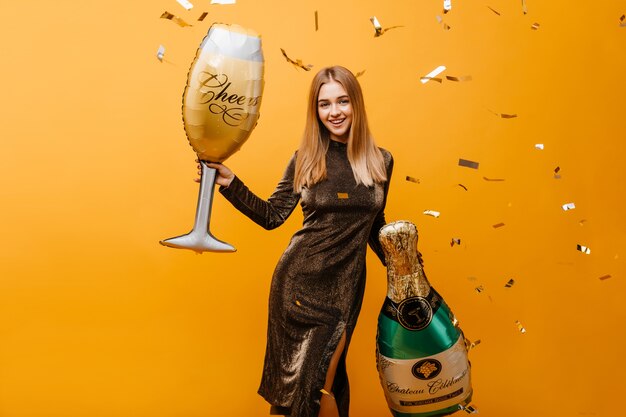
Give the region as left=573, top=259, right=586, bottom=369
left=161, top=23, right=264, bottom=253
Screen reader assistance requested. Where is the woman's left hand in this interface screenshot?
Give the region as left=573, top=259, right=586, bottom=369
left=195, top=160, right=235, bottom=187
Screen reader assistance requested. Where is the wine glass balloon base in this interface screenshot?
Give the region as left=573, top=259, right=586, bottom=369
left=160, top=162, right=236, bottom=253
left=160, top=232, right=235, bottom=253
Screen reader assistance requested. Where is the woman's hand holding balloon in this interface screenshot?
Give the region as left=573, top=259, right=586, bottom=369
left=207, top=162, right=235, bottom=187
left=194, top=159, right=235, bottom=187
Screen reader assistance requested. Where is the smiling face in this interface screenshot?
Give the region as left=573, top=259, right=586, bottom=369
left=317, top=80, right=353, bottom=143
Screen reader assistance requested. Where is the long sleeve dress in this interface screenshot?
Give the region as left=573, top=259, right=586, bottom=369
left=219, top=139, right=394, bottom=417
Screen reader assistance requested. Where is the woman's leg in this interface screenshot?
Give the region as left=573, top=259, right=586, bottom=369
left=318, top=331, right=347, bottom=417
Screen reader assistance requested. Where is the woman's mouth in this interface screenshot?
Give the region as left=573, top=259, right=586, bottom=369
left=329, top=118, right=345, bottom=126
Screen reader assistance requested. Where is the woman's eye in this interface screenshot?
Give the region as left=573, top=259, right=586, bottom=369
left=340, top=99, right=349, bottom=105
left=319, top=103, right=329, bottom=108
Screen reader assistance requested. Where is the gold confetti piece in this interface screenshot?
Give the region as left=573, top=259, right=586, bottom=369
left=421, top=65, right=446, bottom=84
left=355, top=70, right=366, bottom=78
left=444, top=0, right=452, bottom=14
left=460, top=404, right=479, bottom=414
left=577, top=244, right=591, bottom=255
left=435, top=15, right=452, bottom=30
left=458, top=158, right=479, bottom=169
left=562, top=202, right=576, bottom=211
left=420, top=77, right=443, bottom=83
left=211, top=0, right=236, bottom=4
left=280, top=48, right=313, bottom=71
left=450, top=238, right=461, bottom=246
left=469, top=339, right=481, bottom=350
left=458, top=184, right=468, bottom=191
left=515, top=320, right=527, bottom=334
left=406, top=176, right=420, bottom=183
left=492, top=222, right=505, bottom=228
left=423, top=210, right=441, bottom=218
left=579, top=219, right=587, bottom=226
left=446, top=75, right=473, bottom=82
left=198, top=11, right=208, bottom=21
left=295, top=299, right=302, bottom=306
left=177, top=0, right=193, bottom=10
left=156, top=45, right=165, bottom=62
left=483, top=176, right=505, bottom=181
left=160, top=11, right=191, bottom=27
left=337, top=192, right=349, bottom=199
left=505, top=278, right=515, bottom=288
left=554, top=166, right=561, bottom=179
left=522, top=0, right=528, bottom=15
left=599, top=274, right=612, bottom=280
left=535, top=143, right=544, bottom=150
left=487, top=6, right=501, bottom=16
left=315, top=11, right=319, bottom=31
left=369, top=16, right=403, bottom=37
left=531, top=22, right=540, bottom=30
left=474, top=285, right=484, bottom=294
left=370, top=16, right=383, bottom=35
left=620, top=15, right=626, bottom=27
left=487, top=108, right=517, bottom=118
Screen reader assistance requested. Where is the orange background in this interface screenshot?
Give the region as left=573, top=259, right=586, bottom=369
left=1, top=1, right=625, bottom=416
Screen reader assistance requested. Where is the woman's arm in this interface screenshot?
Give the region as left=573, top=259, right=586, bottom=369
left=368, top=151, right=394, bottom=266
left=212, top=154, right=301, bottom=230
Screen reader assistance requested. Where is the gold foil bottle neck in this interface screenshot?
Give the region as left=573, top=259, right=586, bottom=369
left=379, top=220, right=431, bottom=303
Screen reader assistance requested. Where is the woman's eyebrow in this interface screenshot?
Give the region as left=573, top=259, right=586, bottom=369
left=318, top=95, right=349, bottom=102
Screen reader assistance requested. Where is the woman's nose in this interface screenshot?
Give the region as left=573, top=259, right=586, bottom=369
left=330, top=104, right=341, bottom=116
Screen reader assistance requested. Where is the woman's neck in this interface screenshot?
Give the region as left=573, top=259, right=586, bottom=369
left=330, top=134, right=349, bottom=144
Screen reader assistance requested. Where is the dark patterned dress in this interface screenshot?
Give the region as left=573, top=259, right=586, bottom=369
left=219, top=140, right=393, bottom=417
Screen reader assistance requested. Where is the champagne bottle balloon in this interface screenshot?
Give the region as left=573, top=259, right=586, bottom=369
left=377, top=221, right=473, bottom=416
left=161, top=23, right=264, bottom=253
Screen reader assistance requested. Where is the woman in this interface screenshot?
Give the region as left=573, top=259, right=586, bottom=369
left=207, top=66, right=393, bottom=417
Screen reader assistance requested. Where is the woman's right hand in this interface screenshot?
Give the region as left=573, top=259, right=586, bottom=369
left=195, top=160, right=235, bottom=187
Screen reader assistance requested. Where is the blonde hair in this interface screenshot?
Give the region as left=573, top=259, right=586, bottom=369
left=293, top=66, right=387, bottom=193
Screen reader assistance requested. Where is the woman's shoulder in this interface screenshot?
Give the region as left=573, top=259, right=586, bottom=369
left=377, top=147, right=394, bottom=165
left=285, top=150, right=298, bottom=168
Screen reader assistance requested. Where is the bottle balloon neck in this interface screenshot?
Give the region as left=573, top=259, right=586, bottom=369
left=385, top=263, right=431, bottom=303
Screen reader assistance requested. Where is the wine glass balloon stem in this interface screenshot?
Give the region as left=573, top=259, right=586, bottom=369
left=160, top=161, right=236, bottom=253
